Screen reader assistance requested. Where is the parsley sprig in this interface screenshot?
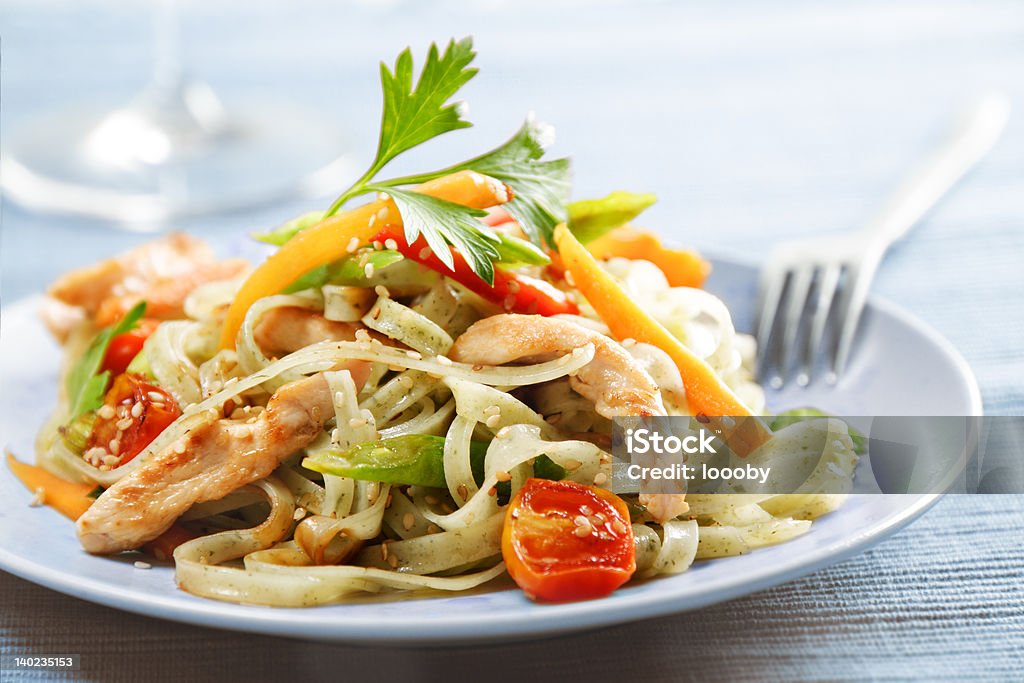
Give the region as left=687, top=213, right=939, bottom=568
left=65, top=301, right=146, bottom=419
left=321, top=37, right=571, bottom=284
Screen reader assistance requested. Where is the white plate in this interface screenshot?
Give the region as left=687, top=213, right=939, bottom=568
left=0, top=258, right=981, bottom=644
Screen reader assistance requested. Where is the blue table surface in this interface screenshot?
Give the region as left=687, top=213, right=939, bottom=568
left=0, top=1, right=1022, bottom=680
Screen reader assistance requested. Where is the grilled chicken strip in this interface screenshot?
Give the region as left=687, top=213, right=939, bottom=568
left=450, top=314, right=666, bottom=418
left=254, top=307, right=362, bottom=358
left=43, top=233, right=248, bottom=340
left=450, top=314, right=688, bottom=522
left=77, top=365, right=368, bottom=554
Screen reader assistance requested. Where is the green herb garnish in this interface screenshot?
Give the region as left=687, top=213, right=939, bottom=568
left=568, top=191, right=657, bottom=244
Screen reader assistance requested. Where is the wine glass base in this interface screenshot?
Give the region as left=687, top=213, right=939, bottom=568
left=1, top=100, right=356, bottom=228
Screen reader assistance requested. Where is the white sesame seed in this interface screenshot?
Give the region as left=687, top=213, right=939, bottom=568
left=147, top=391, right=164, bottom=402
left=495, top=470, right=512, bottom=482
left=424, top=495, right=439, bottom=505
left=402, top=512, right=415, bottom=531
left=593, top=472, right=609, bottom=485
left=573, top=525, right=592, bottom=538
left=405, top=350, right=423, bottom=360
left=131, top=402, right=144, bottom=418
left=348, top=417, right=368, bottom=428
left=133, top=561, right=152, bottom=570
left=293, top=507, right=307, bottom=521
left=436, top=355, right=453, bottom=366
left=374, top=285, right=390, bottom=298
left=173, top=441, right=187, bottom=455
left=483, top=405, right=500, bottom=416
left=418, top=247, right=432, bottom=260
left=564, top=270, right=576, bottom=287
left=102, top=455, right=120, bottom=466
left=346, top=237, right=360, bottom=253
left=384, top=238, right=398, bottom=251
left=116, top=417, right=133, bottom=431
left=364, top=263, right=375, bottom=278
left=108, top=439, right=120, bottom=455
left=427, top=524, right=442, bottom=534
left=457, top=484, right=468, bottom=501
left=485, top=414, right=502, bottom=429
left=355, top=329, right=371, bottom=342
left=621, top=337, right=637, bottom=348
left=29, top=487, right=45, bottom=507
left=563, top=459, right=582, bottom=471
left=97, top=405, right=116, bottom=420
left=334, top=391, right=344, bottom=406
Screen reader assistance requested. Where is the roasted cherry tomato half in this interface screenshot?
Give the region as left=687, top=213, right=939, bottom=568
left=87, top=374, right=180, bottom=465
left=502, top=478, right=635, bottom=602
left=100, top=319, right=160, bottom=377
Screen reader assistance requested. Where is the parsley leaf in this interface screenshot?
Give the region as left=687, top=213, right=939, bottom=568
left=325, top=38, right=478, bottom=216
left=373, top=186, right=500, bottom=283
left=65, top=301, right=147, bottom=419
left=568, top=191, right=657, bottom=244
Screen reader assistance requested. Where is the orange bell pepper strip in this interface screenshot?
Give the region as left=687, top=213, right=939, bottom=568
left=143, top=524, right=197, bottom=562
left=219, top=170, right=513, bottom=349
left=587, top=226, right=711, bottom=289
left=554, top=224, right=771, bottom=456
left=6, top=452, right=95, bottom=520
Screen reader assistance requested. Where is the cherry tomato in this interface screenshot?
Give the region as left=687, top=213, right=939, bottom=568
left=100, top=319, right=160, bottom=377
left=87, top=374, right=180, bottom=465
left=502, top=478, right=635, bottom=602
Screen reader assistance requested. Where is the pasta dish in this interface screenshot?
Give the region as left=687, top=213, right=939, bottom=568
left=8, top=38, right=858, bottom=606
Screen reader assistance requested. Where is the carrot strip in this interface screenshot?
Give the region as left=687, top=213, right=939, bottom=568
left=554, top=225, right=771, bottom=456
left=587, top=226, right=711, bottom=288
left=6, top=452, right=95, bottom=520
left=143, top=524, right=197, bottom=562
left=219, top=170, right=513, bottom=349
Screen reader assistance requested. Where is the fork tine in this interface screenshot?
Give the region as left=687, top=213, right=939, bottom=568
left=830, top=259, right=879, bottom=383
left=797, top=263, right=841, bottom=386
left=774, top=265, right=815, bottom=388
left=754, top=265, right=789, bottom=382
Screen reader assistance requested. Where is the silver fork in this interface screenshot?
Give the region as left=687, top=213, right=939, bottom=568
left=755, top=94, right=1010, bottom=389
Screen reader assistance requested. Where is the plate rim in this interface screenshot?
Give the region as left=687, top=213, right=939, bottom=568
left=0, top=257, right=983, bottom=644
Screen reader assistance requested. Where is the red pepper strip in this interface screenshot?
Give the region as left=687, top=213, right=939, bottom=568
left=373, top=229, right=578, bottom=316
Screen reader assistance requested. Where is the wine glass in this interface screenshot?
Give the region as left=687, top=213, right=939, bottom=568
left=0, top=0, right=354, bottom=227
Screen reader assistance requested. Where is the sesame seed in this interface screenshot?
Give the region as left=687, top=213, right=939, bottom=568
left=108, top=439, right=120, bottom=455
left=364, top=263, right=375, bottom=278
left=150, top=402, right=166, bottom=411
left=574, top=515, right=590, bottom=527
left=173, top=441, right=187, bottom=455
left=485, top=414, right=502, bottom=429
left=506, top=280, right=520, bottom=294
left=436, top=355, right=453, bottom=366
left=563, top=459, right=582, bottom=471
left=405, top=350, right=422, bottom=360
left=116, top=417, right=133, bottom=431
left=424, top=495, right=439, bottom=505
left=457, top=484, right=468, bottom=501
left=387, top=554, right=399, bottom=569
left=573, top=525, right=592, bottom=538
left=472, top=364, right=484, bottom=371
left=331, top=428, right=340, bottom=442
left=621, top=337, right=637, bottom=348
left=29, top=487, right=45, bottom=507
left=372, top=240, right=383, bottom=251
left=375, top=285, right=390, bottom=298
left=334, top=391, right=344, bottom=406
left=349, top=417, right=368, bottom=428
left=593, top=472, right=609, bottom=485
left=346, top=237, right=360, bottom=253
left=293, top=507, right=307, bottom=521
left=147, top=391, right=164, bottom=402
left=388, top=364, right=405, bottom=372
left=419, top=247, right=432, bottom=260
left=495, top=470, right=512, bottom=482
left=546, top=413, right=562, bottom=424
left=102, top=455, right=120, bottom=466
left=384, top=238, right=398, bottom=250
left=564, top=270, right=576, bottom=287
left=376, top=208, right=388, bottom=222
left=355, top=329, right=371, bottom=342
left=442, top=503, right=455, bottom=514
left=503, top=295, right=517, bottom=310
left=427, top=524, right=442, bottom=534
left=98, top=405, right=116, bottom=420
left=483, top=405, right=500, bottom=416
left=134, top=561, right=152, bottom=570
left=131, top=402, right=144, bottom=418
left=487, top=487, right=497, bottom=497
left=613, top=520, right=628, bottom=534
left=380, top=541, right=389, bottom=561
left=402, top=512, right=415, bottom=531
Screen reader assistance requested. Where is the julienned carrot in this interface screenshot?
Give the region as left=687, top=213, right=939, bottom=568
left=6, top=452, right=95, bottom=520
left=586, top=226, right=711, bottom=289
left=554, top=224, right=771, bottom=456
left=144, top=524, right=198, bottom=562
left=219, top=170, right=512, bottom=349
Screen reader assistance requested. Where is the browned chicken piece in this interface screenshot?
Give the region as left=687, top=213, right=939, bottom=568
left=77, top=364, right=369, bottom=554
left=253, top=306, right=402, bottom=358
left=44, top=233, right=249, bottom=339
left=450, top=314, right=689, bottom=522
left=254, top=306, right=362, bottom=358
left=450, top=314, right=666, bottom=418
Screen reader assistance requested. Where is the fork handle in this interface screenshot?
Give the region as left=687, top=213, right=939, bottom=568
left=861, top=94, right=1010, bottom=251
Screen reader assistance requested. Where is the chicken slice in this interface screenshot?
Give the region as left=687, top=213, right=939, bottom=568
left=44, top=233, right=248, bottom=340
left=77, top=364, right=368, bottom=554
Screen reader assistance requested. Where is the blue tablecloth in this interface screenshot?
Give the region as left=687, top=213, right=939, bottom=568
left=1, top=1, right=1022, bottom=680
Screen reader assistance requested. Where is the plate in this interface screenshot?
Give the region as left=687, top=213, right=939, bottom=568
left=0, top=258, right=982, bottom=644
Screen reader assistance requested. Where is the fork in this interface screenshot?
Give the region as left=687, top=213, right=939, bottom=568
left=755, top=94, right=1011, bottom=389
